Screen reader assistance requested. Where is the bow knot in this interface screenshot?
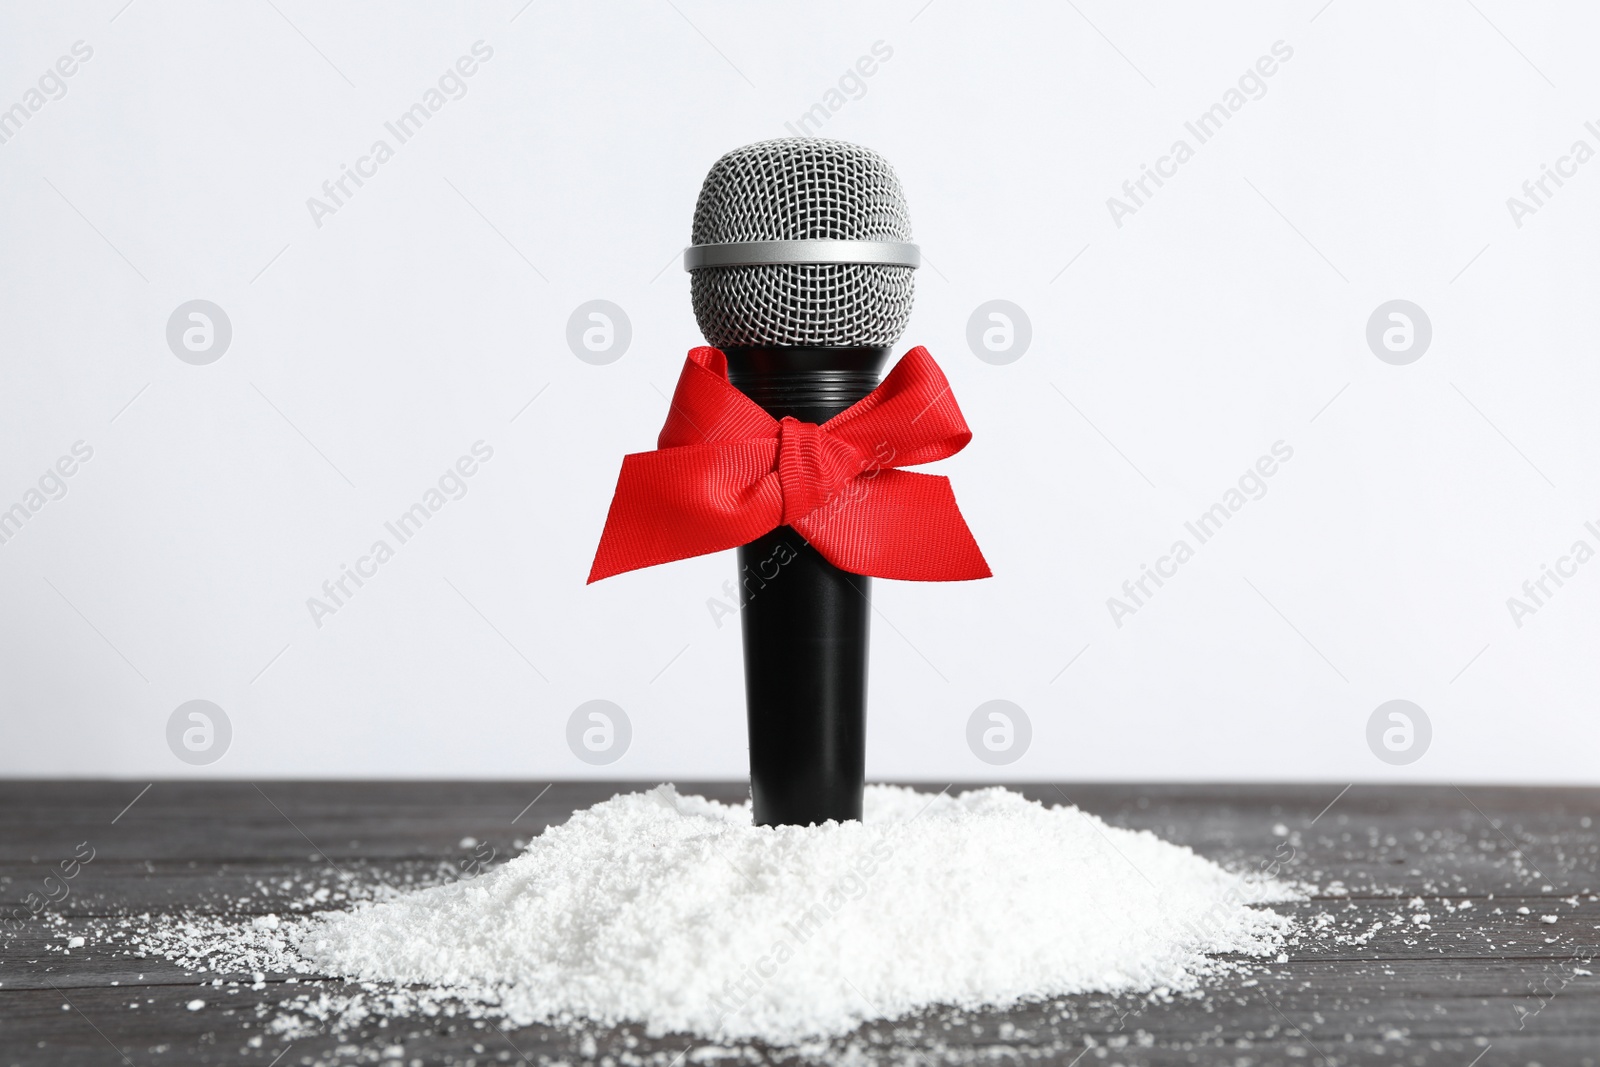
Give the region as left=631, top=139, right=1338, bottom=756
left=776, top=416, right=862, bottom=526
left=588, top=346, right=990, bottom=584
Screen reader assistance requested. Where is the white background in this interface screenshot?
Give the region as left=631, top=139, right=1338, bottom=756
left=2, top=1, right=1596, bottom=783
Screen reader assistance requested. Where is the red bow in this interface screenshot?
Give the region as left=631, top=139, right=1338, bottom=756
left=588, top=346, right=991, bottom=584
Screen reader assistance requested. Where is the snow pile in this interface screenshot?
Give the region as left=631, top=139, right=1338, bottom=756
left=294, top=784, right=1299, bottom=1043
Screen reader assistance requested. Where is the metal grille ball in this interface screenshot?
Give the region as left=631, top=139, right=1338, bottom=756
left=690, top=138, right=916, bottom=348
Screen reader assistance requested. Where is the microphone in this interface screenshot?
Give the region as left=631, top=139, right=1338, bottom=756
left=685, top=138, right=920, bottom=827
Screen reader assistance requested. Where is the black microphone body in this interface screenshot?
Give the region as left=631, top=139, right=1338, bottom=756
left=724, top=346, right=888, bottom=826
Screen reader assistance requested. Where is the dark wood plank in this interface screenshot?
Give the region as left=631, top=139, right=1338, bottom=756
left=3, top=781, right=1599, bottom=1066
left=5, top=963, right=1600, bottom=1066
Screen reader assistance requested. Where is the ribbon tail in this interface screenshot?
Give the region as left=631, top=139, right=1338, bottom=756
left=587, top=443, right=783, bottom=583
left=793, top=470, right=991, bottom=582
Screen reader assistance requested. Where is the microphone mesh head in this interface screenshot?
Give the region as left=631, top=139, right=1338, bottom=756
left=690, top=138, right=915, bottom=348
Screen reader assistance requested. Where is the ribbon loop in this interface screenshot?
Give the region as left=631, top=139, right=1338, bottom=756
left=588, top=346, right=990, bottom=584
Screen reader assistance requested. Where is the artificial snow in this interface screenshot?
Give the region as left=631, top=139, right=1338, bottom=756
left=293, top=784, right=1299, bottom=1044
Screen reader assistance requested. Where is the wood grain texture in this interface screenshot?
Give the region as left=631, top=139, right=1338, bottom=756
left=2, top=780, right=1598, bottom=1066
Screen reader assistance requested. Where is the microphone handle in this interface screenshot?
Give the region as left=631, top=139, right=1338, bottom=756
left=724, top=345, right=889, bottom=827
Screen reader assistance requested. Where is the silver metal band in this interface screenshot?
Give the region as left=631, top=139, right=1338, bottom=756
left=683, top=239, right=921, bottom=271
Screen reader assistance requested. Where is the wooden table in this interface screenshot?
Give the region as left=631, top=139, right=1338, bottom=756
left=2, top=781, right=1597, bottom=1066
